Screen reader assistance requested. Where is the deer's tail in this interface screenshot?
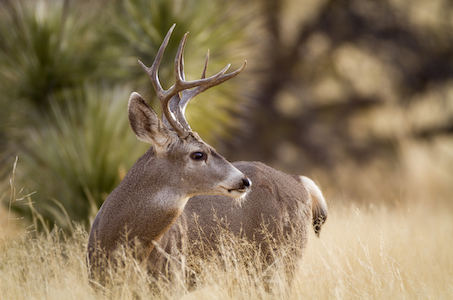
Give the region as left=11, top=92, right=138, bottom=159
left=299, top=176, right=328, bottom=237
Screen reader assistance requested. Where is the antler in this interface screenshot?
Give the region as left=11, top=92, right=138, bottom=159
left=138, top=24, right=247, bottom=138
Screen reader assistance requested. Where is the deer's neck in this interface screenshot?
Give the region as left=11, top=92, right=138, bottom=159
left=117, top=184, right=189, bottom=252
left=99, top=154, right=191, bottom=255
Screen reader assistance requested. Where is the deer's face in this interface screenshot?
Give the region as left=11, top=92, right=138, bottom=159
left=155, top=132, right=251, bottom=199
left=128, top=93, right=250, bottom=202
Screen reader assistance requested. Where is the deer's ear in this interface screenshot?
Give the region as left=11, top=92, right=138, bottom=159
left=128, top=92, right=171, bottom=146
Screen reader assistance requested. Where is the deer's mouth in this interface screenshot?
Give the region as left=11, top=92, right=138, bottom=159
left=228, top=187, right=247, bottom=194
left=220, top=178, right=251, bottom=199
left=224, top=186, right=250, bottom=198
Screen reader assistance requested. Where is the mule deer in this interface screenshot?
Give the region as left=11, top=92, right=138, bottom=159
left=87, top=24, right=327, bottom=286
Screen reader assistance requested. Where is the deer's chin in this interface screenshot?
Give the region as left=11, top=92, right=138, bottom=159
left=229, top=190, right=248, bottom=206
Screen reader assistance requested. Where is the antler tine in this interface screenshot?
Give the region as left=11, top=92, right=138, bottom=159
left=174, top=33, right=188, bottom=87
left=138, top=24, right=176, bottom=103
left=201, top=50, right=210, bottom=79
left=179, top=52, right=185, bottom=81
left=209, top=60, right=247, bottom=86
left=178, top=60, right=247, bottom=114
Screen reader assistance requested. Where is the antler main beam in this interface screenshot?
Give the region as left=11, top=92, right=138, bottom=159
left=138, top=24, right=246, bottom=138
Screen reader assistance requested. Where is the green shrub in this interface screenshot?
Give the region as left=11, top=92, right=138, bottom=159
left=13, top=84, right=149, bottom=229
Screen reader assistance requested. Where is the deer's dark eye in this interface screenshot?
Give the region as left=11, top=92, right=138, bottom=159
left=191, top=152, right=206, bottom=161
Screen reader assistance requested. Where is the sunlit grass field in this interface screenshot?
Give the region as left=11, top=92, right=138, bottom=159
left=1, top=198, right=451, bottom=299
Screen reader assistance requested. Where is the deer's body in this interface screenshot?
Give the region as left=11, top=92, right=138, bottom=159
left=87, top=24, right=327, bottom=286
left=144, top=161, right=325, bottom=278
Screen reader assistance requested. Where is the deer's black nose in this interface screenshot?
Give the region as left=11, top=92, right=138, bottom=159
left=242, top=178, right=252, bottom=188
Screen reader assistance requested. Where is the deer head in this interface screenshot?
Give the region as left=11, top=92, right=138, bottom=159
left=126, top=24, right=250, bottom=206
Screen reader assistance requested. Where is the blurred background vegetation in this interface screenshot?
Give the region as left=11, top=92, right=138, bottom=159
left=1, top=0, right=452, bottom=232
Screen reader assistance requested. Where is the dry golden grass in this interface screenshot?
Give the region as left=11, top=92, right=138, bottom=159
left=296, top=203, right=453, bottom=299
left=1, top=199, right=451, bottom=300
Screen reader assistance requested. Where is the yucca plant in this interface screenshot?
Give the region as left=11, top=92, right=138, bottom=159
left=12, top=84, right=149, bottom=229
left=0, top=0, right=115, bottom=174
left=0, top=0, right=111, bottom=107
